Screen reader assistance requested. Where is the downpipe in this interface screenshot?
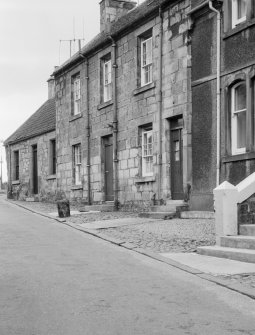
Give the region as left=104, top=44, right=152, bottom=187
left=209, top=1, right=221, bottom=187
left=158, top=6, right=163, bottom=201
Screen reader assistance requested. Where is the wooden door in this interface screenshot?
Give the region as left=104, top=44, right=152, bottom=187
left=170, top=126, right=183, bottom=200
left=32, top=145, right=38, bottom=194
left=104, top=136, right=114, bottom=201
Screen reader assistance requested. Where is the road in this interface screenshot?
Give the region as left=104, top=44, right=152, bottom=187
left=1, top=195, right=255, bottom=335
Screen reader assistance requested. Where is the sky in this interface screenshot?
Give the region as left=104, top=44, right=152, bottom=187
left=0, top=0, right=145, bottom=183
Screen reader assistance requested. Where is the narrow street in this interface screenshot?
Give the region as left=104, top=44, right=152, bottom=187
left=1, top=195, right=255, bottom=335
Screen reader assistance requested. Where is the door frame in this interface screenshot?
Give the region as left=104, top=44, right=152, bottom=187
left=31, top=144, right=38, bottom=195
left=169, top=116, right=184, bottom=200
left=101, top=135, right=114, bottom=202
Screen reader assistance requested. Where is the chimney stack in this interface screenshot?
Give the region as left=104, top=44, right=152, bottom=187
left=100, top=0, right=137, bottom=32
left=47, top=75, right=55, bottom=99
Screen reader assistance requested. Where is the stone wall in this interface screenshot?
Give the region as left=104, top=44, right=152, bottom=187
left=5, top=131, right=59, bottom=201
left=55, top=0, right=191, bottom=209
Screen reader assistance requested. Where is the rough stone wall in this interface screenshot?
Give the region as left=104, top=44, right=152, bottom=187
left=55, top=0, right=191, bottom=209
left=5, top=131, right=58, bottom=201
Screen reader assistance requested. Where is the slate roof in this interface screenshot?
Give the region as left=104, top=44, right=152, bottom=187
left=54, top=0, right=172, bottom=76
left=4, top=98, right=56, bottom=146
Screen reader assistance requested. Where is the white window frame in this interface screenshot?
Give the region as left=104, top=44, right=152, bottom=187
left=103, top=59, right=112, bottom=102
left=73, top=74, right=81, bottom=115
left=231, top=82, right=247, bottom=155
left=142, top=128, right=153, bottom=177
left=141, top=36, right=152, bottom=87
left=74, top=144, right=82, bottom=185
left=232, top=0, right=247, bottom=28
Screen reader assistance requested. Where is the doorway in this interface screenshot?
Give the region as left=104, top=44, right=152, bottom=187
left=170, top=118, right=183, bottom=200
left=103, top=136, right=114, bottom=201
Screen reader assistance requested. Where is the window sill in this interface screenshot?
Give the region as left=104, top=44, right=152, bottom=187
left=133, top=82, right=156, bottom=96
left=135, top=176, right=155, bottom=183
left=71, top=185, right=83, bottom=190
left=222, top=152, right=255, bottom=163
left=69, top=113, right=82, bottom=122
left=46, top=174, right=56, bottom=180
left=97, top=100, right=113, bottom=110
left=12, top=180, right=20, bottom=185
left=223, top=18, right=255, bottom=40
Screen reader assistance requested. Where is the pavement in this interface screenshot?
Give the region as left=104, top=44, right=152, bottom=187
left=3, top=195, right=255, bottom=300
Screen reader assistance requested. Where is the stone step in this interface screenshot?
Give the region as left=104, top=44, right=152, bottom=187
left=239, top=224, right=255, bottom=236
left=197, top=245, right=255, bottom=264
left=220, top=236, right=255, bottom=250
left=180, top=211, right=214, bottom=219
left=150, top=204, right=188, bottom=213
left=138, top=212, right=175, bottom=220
left=165, top=200, right=186, bottom=206
left=80, top=204, right=115, bottom=212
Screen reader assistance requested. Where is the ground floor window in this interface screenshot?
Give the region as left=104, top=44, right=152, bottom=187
left=141, top=125, right=153, bottom=177
left=231, top=81, right=247, bottom=155
left=73, top=144, right=81, bottom=185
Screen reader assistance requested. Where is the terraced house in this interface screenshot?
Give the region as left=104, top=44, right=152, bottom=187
left=6, top=0, right=193, bottom=212
left=53, top=0, right=192, bottom=211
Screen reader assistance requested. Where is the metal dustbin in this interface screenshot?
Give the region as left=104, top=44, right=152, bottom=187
left=57, top=199, right=70, bottom=218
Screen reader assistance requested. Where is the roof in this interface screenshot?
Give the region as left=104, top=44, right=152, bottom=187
left=4, top=98, right=56, bottom=146
left=54, top=0, right=173, bottom=76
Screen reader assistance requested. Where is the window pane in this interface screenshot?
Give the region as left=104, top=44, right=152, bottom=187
left=237, top=0, right=247, bottom=19
left=236, top=111, right=246, bottom=148
left=235, top=83, right=246, bottom=111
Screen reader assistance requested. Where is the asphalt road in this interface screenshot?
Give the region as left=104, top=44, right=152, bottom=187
left=1, top=195, right=255, bottom=335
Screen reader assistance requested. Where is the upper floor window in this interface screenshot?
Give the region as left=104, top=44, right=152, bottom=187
left=13, top=150, right=19, bottom=181
left=71, top=73, right=81, bottom=115
left=231, top=82, right=247, bottom=154
left=141, top=36, right=152, bottom=87
left=103, top=58, right=112, bottom=102
left=142, top=125, right=153, bottom=176
left=232, top=0, right=247, bottom=28
left=73, top=144, right=82, bottom=185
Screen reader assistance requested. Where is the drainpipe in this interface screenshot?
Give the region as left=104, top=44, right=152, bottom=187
left=158, top=6, right=163, bottom=201
left=79, top=53, right=91, bottom=204
left=85, top=58, right=91, bottom=204
left=109, top=36, right=118, bottom=210
left=209, top=1, right=221, bottom=187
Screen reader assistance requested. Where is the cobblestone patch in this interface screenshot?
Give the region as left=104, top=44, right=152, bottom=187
left=96, top=219, right=216, bottom=253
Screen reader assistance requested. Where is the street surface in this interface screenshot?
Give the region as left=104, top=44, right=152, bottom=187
left=1, top=195, right=255, bottom=335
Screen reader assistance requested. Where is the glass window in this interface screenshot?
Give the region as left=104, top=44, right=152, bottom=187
left=72, top=74, right=81, bottom=115
left=73, top=144, right=82, bottom=185
left=232, top=0, right=247, bottom=28
left=141, top=37, right=152, bottom=87
left=103, top=59, right=112, bottom=102
left=142, top=127, right=153, bottom=176
left=231, top=82, right=247, bottom=154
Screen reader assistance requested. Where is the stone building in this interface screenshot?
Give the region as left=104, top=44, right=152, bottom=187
left=189, top=0, right=255, bottom=210
left=53, top=0, right=192, bottom=210
left=4, top=77, right=58, bottom=201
